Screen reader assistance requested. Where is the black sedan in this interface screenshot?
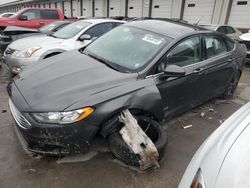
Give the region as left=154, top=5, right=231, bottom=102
left=8, top=19, right=246, bottom=162
left=0, top=21, right=72, bottom=53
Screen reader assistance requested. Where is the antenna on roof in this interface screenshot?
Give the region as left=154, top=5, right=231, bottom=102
left=195, top=16, right=203, bottom=25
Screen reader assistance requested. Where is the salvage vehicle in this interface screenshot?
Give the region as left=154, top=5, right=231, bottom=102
left=0, top=8, right=76, bottom=32
left=0, top=21, right=73, bottom=53
left=3, top=19, right=124, bottom=74
left=200, top=24, right=242, bottom=41
left=8, top=19, right=246, bottom=166
left=239, top=32, right=250, bottom=63
left=179, top=102, right=250, bottom=188
left=0, top=12, right=15, bottom=18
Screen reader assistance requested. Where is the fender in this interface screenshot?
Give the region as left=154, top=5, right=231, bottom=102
left=86, top=84, right=165, bottom=137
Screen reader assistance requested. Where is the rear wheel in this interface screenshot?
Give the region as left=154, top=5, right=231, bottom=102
left=222, top=71, right=241, bottom=99
left=108, top=115, right=168, bottom=167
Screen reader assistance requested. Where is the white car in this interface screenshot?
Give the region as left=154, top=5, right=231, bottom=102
left=0, top=12, right=15, bottom=18
left=239, top=33, right=250, bottom=63
left=3, top=19, right=125, bottom=74
left=179, top=102, right=250, bottom=188
left=200, top=24, right=242, bottom=41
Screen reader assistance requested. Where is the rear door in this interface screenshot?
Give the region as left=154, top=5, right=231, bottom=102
left=196, top=34, right=236, bottom=102
left=154, top=35, right=204, bottom=119
left=40, top=10, right=60, bottom=26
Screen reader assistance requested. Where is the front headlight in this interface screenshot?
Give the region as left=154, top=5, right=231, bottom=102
left=191, top=169, right=206, bottom=188
left=15, top=47, right=41, bottom=58
left=31, top=107, right=94, bottom=124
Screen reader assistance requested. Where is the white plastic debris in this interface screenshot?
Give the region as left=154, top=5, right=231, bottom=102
left=119, top=109, right=159, bottom=170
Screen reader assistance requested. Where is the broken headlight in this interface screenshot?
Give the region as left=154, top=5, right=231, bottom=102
left=31, top=107, right=94, bottom=124
left=191, top=169, right=206, bottom=188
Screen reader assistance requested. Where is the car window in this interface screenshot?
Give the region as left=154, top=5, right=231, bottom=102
left=226, top=26, right=236, bottom=34
left=224, top=38, right=235, bottom=51
left=21, top=10, right=41, bottom=20
left=41, top=10, right=59, bottom=19
left=51, top=21, right=91, bottom=39
left=217, top=26, right=227, bottom=34
left=157, top=36, right=201, bottom=72
left=205, top=36, right=228, bottom=59
left=84, top=23, right=113, bottom=38
left=85, top=26, right=171, bottom=72
left=112, top=22, right=123, bottom=28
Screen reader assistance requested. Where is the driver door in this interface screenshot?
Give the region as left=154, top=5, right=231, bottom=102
left=154, top=36, right=204, bottom=120
left=16, top=9, right=43, bottom=29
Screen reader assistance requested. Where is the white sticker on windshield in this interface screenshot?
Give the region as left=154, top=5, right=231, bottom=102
left=142, top=34, right=164, bottom=45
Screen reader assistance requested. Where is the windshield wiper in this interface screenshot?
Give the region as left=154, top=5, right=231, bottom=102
left=87, top=53, right=119, bottom=71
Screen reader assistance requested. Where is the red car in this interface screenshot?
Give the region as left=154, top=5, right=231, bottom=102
left=0, top=8, right=76, bottom=32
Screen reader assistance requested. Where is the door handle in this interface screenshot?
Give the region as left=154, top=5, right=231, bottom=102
left=193, top=68, right=204, bottom=73
left=227, top=58, right=233, bottom=62
left=39, top=21, right=45, bottom=25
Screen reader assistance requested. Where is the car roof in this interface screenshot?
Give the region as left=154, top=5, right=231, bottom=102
left=81, top=19, right=125, bottom=24
left=125, top=19, right=207, bottom=39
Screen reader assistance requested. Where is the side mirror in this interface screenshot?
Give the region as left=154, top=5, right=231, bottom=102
left=79, top=34, right=92, bottom=41
left=19, top=15, right=28, bottom=21
left=163, top=65, right=186, bottom=78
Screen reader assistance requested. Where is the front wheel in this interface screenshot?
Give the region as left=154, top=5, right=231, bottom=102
left=108, top=115, right=168, bottom=167
left=221, top=71, right=241, bottom=99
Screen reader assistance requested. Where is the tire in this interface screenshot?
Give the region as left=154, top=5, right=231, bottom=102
left=108, top=115, right=168, bottom=167
left=221, top=71, right=241, bottom=99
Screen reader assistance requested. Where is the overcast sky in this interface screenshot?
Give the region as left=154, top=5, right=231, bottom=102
left=0, top=0, right=16, bottom=5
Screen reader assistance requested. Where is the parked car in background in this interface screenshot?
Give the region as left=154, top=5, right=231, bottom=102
left=0, top=12, right=15, bottom=18
left=0, top=8, right=76, bottom=32
left=239, top=32, right=250, bottom=63
left=0, top=21, right=73, bottom=53
left=179, top=102, right=250, bottom=188
left=7, top=20, right=246, bottom=160
left=200, top=24, right=242, bottom=41
left=3, top=19, right=124, bottom=74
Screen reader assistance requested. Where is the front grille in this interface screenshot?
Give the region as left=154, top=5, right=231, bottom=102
left=5, top=47, right=15, bottom=55
left=9, top=99, right=31, bottom=129
left=241, top=41, right=250, bottom=51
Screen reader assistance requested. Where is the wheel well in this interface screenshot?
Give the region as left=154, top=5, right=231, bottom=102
left=43, top=52, right=61, bottom=59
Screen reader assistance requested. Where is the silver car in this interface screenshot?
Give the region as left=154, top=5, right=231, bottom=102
left=3, top=19, right=124, bottom=74
left=179, top=102, right=250, bottom=188
left=200, top=24, right=242, bottom=41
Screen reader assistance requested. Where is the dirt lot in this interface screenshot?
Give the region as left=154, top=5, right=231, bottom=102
left=1, top=65, right=250, bottom=188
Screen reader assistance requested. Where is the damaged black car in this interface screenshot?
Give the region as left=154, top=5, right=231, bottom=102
left=7, top=19, right=246, bottom=166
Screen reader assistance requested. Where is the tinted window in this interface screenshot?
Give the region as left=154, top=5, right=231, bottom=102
left=226, top=26, right=236, bottom=34
left=217, top=26, right=227, bottom=34
left=85, top=23, right=114, bottom=38
left=21, top=10, right=41, bottom=20
left=41, top=10, right=59, bottom=19
left=205, top=36, right=227, bottom=59
left=157, top=37, right=201, bottom=72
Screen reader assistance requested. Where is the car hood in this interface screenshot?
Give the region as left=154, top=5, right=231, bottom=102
left=240, top=33, right=250, bottom=41
left=4, top=26, right=38, bottom=33
left=11, top=50, right=138, bottom=112
left=8, top=35, right=64, bottom=50
left=178, top=102, right=250, bottom=188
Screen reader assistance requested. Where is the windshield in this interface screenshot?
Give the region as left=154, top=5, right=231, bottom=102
left=38, top=22, right=61, bottom=32
left=51, top=21, right=91, bottom=39
left=85, top=26, right=171, bottom=72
